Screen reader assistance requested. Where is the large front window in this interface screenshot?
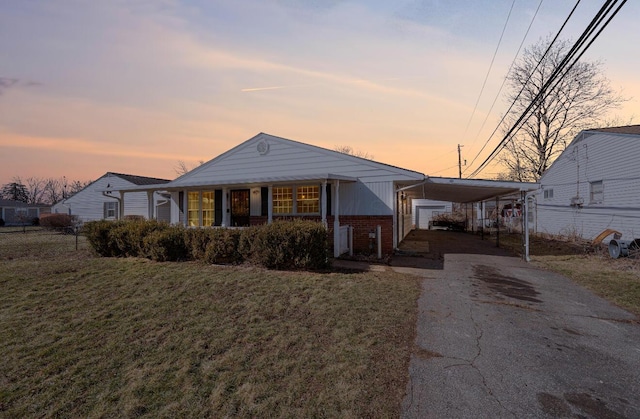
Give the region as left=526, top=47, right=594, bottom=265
left=188, top=192, right=199, bottom=226
left=296, top=185, right=319, bottom=214
left=273, top=187, right=293, bottom=214
left=273, top=185, right=320, bottom=214
left=188, top=191, right=215, bottom=226
left=202, top=191, right=215, bottom=226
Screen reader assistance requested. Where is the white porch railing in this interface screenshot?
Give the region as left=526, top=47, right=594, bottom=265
left=338, top=225, right=352, bottom=256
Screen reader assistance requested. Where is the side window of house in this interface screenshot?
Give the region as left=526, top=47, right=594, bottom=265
left=590, top=181, right=603, bottom=204
left=543, top=189, right=554, bottom=199
left=104, top=202, right=118, bottom=219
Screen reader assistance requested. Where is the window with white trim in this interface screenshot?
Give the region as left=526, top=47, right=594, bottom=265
left=273, top=185, right=320, bottom=215
left=104, top=201, right=118, bottom=219
left=590, top=181, right=603, bottom=204
left=543, top=189, right=554, bottom=199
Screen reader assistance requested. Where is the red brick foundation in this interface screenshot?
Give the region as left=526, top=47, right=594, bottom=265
left=248, top=215, right=394, bottom=256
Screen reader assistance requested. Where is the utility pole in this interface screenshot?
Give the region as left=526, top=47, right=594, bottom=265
left=458, top=144, right=464, bottom=179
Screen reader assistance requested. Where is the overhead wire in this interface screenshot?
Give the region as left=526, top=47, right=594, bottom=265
left=460, top=0, right=516, bottom=141
left=464, top=0, right=582, bottom=176
left=465, top=0, right=544, bottom=151
left=467, top=0, right=626, bottom=178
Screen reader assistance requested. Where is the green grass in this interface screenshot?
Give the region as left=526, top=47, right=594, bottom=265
left=0, top=231, right=420, bottom=417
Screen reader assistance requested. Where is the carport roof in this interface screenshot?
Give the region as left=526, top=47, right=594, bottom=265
left=399, top=176, right=538, bottom=203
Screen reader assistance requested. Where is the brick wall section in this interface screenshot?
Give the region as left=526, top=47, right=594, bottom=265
left=248, top=215, right=395, bottom=255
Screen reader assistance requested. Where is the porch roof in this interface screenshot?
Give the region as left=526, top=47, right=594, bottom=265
left=399, top=176, right=539, bottom=203
left=105, top=173, right=358, bottom=193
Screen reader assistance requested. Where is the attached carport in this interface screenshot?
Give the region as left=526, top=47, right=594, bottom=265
left=397, top=176, right=539, bottom=261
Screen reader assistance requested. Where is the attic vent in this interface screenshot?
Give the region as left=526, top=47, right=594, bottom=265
left=257, top=140, right=270, bottom=155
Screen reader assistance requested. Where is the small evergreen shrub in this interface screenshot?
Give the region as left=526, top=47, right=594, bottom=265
left=143, top=227, right=188, bottom=262
left=251, top=220, right=329, bottom=270
left=83, top=220, right=123, bottom=257
left=203, top=229, right=242, bottom=264
left=237, top=226, right=261, bottom=260
left=183, top=228, right=216, bottom=260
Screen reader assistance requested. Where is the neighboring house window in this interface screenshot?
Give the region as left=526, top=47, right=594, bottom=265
left=202, top=191, right=215, bottom=226
left=273, top=187, right=293, bottom=214
left=543, top=189, right=554, bottom=199
left=590, top=181, right=604, bottom=204
left=188, top=191, right=200, bottom=226
left=104, top=201, right=118, bottom=219
left=297, top=185, right=320, bottom=214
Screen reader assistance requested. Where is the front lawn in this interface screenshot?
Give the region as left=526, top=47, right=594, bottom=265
left=0, top=232, right=420, bottom=417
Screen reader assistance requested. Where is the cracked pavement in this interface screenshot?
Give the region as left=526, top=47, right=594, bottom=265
left=401, top=253, right=640, bottom=418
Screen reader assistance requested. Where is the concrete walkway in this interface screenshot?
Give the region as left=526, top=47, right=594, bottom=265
left=401, top=254, right=640, bottom=418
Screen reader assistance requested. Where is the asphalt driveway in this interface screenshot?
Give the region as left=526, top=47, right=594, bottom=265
left=401, top=253, right=640, bottom=418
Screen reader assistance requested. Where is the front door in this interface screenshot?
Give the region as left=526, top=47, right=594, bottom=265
left=230, top=189, right=250, bottom=227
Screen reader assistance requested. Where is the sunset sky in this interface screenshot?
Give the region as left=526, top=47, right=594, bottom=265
left=1, top=0, right=638, bottom=186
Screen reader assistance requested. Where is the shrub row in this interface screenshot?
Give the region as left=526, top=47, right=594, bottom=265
left=40, top=213, right=77, bottom=228
left=82, top=219, right=329, bottom=270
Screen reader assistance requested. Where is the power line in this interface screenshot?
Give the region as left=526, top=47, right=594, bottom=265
left=460, top=0, right=516, bottom=141
left=467, top=0, right=626, bottom=178
left=464, top=0, right=582, bottom=176
left=466, top=0, right=544, bottom=150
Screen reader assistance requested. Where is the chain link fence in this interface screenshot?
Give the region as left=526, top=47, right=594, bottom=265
left=0, top=227, right=88, bottom=259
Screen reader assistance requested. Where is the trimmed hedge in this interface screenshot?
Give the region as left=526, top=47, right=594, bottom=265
left=40, top=213, right=77, bottom=228
left=83, top=219, right=329, bottom=270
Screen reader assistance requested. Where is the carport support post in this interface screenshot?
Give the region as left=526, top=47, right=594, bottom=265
left=495, top=196, right=500, bottom=248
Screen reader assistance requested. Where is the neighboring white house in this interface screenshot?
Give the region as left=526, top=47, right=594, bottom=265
left=411, top=199, right=453, bottom=229
left=52, top=172, right=171, bottom=222
left=536, top=125, right=640, bottom=242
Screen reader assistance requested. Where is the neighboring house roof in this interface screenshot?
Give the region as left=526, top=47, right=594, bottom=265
left=540, top=124, right=640, bottom=182
left=0, top=199, right=49, bottom=208
left=587, top=124, right=640, bottom=135
left=109, top=172, right=171, bottom=186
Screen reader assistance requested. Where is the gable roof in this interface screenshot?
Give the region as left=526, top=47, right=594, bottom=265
left=587, top=124, right=640, bottom=135
left=164, top=132, right=425, bottom=189
left=0, top=199, right=48, bottom=208
left=108, top=172, right=171, bottom=185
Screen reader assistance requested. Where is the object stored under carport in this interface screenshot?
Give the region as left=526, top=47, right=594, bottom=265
left=608, top=238, right=640, bottom=258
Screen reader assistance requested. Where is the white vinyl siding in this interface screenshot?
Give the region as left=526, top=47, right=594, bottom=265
left=536, top=131, right=640, bottom=242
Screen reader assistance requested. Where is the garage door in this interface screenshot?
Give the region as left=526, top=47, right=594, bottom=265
left=417, top=206, right=446, bottom=229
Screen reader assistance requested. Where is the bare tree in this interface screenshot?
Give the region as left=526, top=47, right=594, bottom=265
left=499, top=37, right=627, bottom=182
left=334, top=145, right=374, bottom=160
left=174, top=160, right=205, bottom=177
left=24, top=176, right=47, bottom=204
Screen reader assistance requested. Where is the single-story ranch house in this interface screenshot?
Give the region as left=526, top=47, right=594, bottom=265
left=114, top=133, right=536, bottom=257
left=0, top=199, right=50, bottom=225
left=52, top=172, right=171, bottom=222
left=536, top=125, right=640, bottom=242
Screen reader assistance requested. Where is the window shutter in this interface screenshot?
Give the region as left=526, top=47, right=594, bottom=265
left=261, top=187, right=268, bottom=216
left=103, top=202, right=108, bottom=219
left=115, top=202, right=119, bottom=220
left=178, top=191, right=184, bottom=213
left=326, top=184, right=332, bottom=216
left=214, top=190, right=223, bottom=226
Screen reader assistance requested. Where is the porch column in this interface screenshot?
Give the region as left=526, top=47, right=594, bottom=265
left=147, top=191, right=154, bottom=220
left=321, top=180, right=327, bottom=227
left=222, top=188, right=229, bottom=227
left=267, top=185, right=273, bottom=224
left=333, top=180, right=340, bottom=257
